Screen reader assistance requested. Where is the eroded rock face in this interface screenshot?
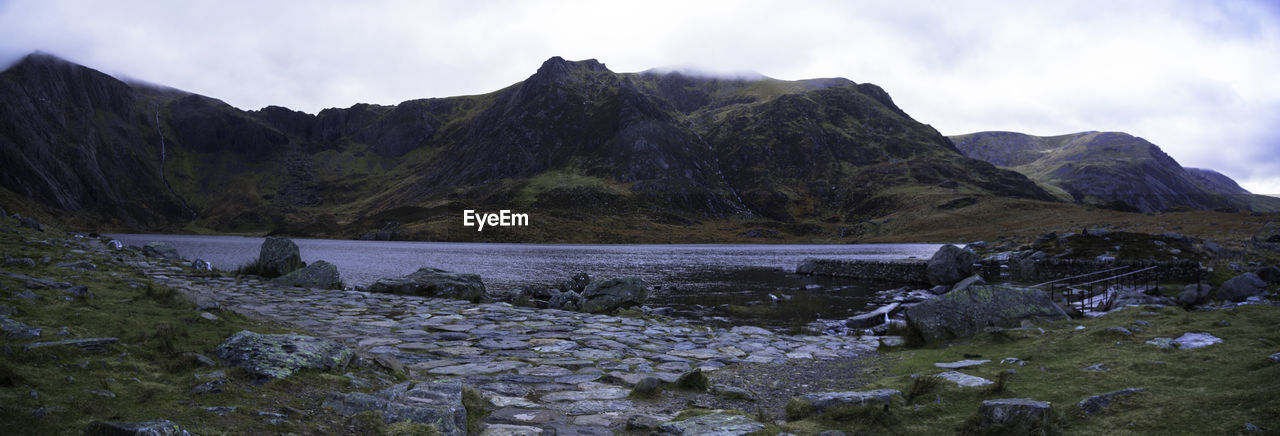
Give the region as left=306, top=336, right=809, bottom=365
left=579, top=277, right=647, bottom=313
left=323, top=380, right=467, bottom=436
left=905, top=285, right=1068, bottom=343
left=270, top=260, right=341, bottom=289
left=258, top=236, right=303, bottom=276
left=926, top=244, right=978, bottom=286
left=213, top=330, right=353, bottom=380
left=365, top=267, right=488, bottom=302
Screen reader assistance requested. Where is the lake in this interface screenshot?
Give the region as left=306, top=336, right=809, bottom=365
left=107, top=234, right=941, bottom=329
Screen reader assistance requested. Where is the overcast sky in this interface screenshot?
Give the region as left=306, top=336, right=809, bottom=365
left=3, top=0, right=1279, bottom=194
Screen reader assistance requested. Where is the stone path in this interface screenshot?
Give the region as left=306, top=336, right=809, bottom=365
left=133, top=259, right=881, bottom=431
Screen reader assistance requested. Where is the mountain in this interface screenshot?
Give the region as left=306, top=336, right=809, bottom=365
left=949, top=131, right=1280, bottom=213
left=0, top=53, right=1056, bottom=241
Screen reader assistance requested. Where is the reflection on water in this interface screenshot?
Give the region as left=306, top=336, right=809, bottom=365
left=108, top=234, right=940, bottom=329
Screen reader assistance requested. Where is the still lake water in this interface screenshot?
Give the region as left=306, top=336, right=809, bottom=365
left=108, top=234, right=941, bottom=329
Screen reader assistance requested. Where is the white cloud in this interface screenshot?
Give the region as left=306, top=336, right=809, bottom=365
left=1, top=0, right=1278, bottom=191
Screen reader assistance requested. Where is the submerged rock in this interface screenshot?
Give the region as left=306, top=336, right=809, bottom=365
left=905, top=285, right=1068, bottom=343
left=213, top=330, right=353, bottom=380
left=366, top=267, right=487, bottom=302
left=270, top=260, right=341, bottom=289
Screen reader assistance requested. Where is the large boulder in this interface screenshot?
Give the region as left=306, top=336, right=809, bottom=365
left=950, top=274, right=987, bottom=294
left=1217, top=272, right=1268, bottom=302
left=1177, top=284, right=1213, bottom=307
left=1254, top=266, right=1280, bottom=284
left=905, top=285, right=1069, bottom=343
left=213, top=330, right=353, bottom=380
left=558, top=272, right=592, bottom=293
left=270, top=260, right=341, bottom=289
left=926, top=244, right=978, bottom=286
left=797, top=389, right=901, bottom=415
left=579, top=277, right=647, bottom=313
left=974, top=398, right=1054, bottom=432
left=142, top=242, right=181, bottom=260
left=366, top=267, right=487, bottom=302
left=323, top=380, right=467, bottom=436
left=258, top=236, right=303, bottom=276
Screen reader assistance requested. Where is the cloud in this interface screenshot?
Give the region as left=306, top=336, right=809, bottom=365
left=1, top=0, right=1278, bottom=191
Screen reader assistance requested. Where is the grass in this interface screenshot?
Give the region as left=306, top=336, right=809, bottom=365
left=770, top=301, right=1280, bottom=434
left=0, top=220, right=404, bottom=435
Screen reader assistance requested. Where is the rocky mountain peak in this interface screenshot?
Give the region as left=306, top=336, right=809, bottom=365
left=531, top=56, right=611, bottom=85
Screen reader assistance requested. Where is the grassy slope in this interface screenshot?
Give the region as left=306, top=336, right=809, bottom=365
left=772, top=303, right=1280, bottom=435
left=0, top=218, right=408, bottom=435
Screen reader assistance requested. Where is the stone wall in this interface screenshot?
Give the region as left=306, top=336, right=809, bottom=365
left=796, top=258, right=929, bottom=284
left=999, top=259, right=1204, bottom=284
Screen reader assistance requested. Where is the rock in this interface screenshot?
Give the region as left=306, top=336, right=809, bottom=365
left=212, top=330, right=353, bottom=380
left=632, top=376, right=663, bottom=396
left=1145, top=338, right=1175, bottom=349
left=950, top=274, right=987, bottom=294
left=1111, top=288, right=1175, bottom=308
left=83, top=419, right=193, bottom=435
left=845, top=302, right=899, bottom=329
left=323, top=380, right=467, bottom=436
left=798, top=389, right=900, bottom=415
left=675, top=368, right=709, bottom=390
left=65, top=285, right=93, bottom=299
left=4, top=257, right=35, bottom=267
left=18, top=216, right=44, bottom=232
left=1172, top=332, right=1222, bottom=349
left=559, top=272, right=592, bottom=293
left=657, top=413, right=764, bottom=435
left=1217, top=272, right=1268, bottom=302
left=1105, top=327, right=1133, bottom=337
left=627, top=414, right=666, bottom=430
left=713, top=384, right=756, bottom=401
left=926, top=244, right=978, bottom=286
left=366, top=267, right=488, bottom=302
left=1256, top=266, right=1280, bottom=284
left=480, top=424, right=545, bottom=435
left=0, top=315, right=41, bottom=339
left=1204, top=241, right=1222, bottom=256
left=976, top=398, right=1053, bottom=431
left=428, top=361, right=528, bottom=376
left=578, top=277, right=647, bottom=313
left=1078, top=388, right=1145, bottom=415
left=22, top=337, right=118, bottom=353
left=729, top=325, right=772, bottom=335
left=1178, top=284, right=1213, bottom=306
left=257, top=236, right=304, bottom=276
left=795, top=259, right=818, bottom=275
left=270, top=260, right=341, bottom=289
left=56, top=261, right=96, bottom=271
left=928, top=285, right=950, bottom=295
left=935, top=360, right=990, bottom=369
left=191, top=259, right=213, bottom=271
left=1270, top=352, right=1280, bottom=363
left=936, top=371, right=993, bottom=388
left=142, top=242, right=181, bottom=260
left=547, top=291, right=582, bottom=310
left=106, top=239, right=124, bottom=250
left=904, top=285, right=1068, bottom=343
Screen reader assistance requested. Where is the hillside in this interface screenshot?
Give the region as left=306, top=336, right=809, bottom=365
left=0, top=53, right=1056, bottom=241
left=949, top=131, right=1280, bottom=213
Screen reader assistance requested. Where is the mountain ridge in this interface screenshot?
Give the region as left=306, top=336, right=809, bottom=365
left=11, top=52, right=1253, bottom=242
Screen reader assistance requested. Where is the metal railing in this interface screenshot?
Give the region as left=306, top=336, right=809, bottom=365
left=1034, top=265, right=1161, bottom=315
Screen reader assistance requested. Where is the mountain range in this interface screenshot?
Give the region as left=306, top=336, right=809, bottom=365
left=0, top=53, right=1269, bottom=242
